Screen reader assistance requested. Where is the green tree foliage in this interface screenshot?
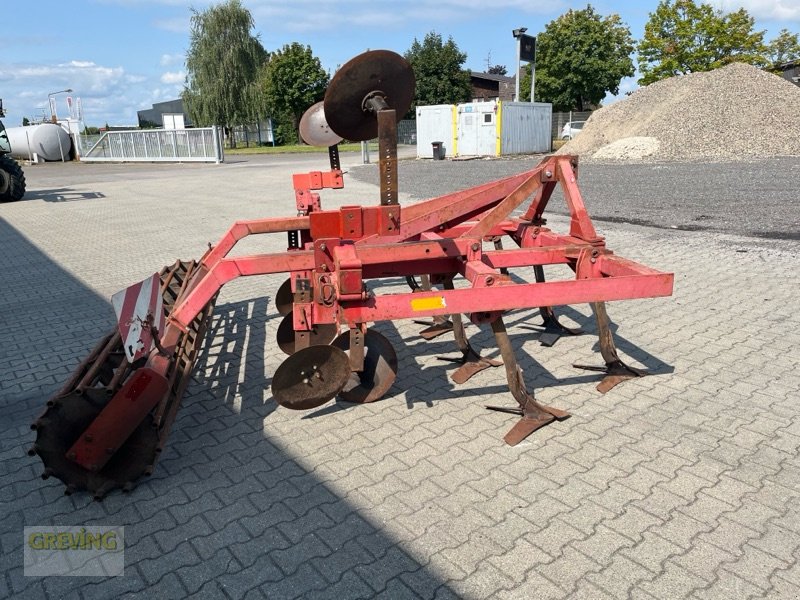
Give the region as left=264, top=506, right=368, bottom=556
left=404, top=31, right=472, bottom=114
left=637, top=0, right=766, bottom=85
left=488, top=64, right=508, bottom=75
left=260, top=42, right=328, bottom=145
left=183, top=0, right=268, bottom=144
left=520, top=5, right=634, bottom=111
left=766, top=29, right=800, bottom=69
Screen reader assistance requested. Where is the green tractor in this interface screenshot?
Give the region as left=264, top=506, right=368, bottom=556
left=0, top=99, right=26, bottom=202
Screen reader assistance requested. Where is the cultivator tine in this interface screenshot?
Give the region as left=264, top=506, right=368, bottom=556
left=492, top=237, right=510, bottom=276
left=573, top=301, right=647, bottom=393
left=441, top=343, right=503, bottom=385
left=520, top=266, right=584, bottom=347
left=534, top=306, right=584, bottom=347
left=415, top=317, right=455, bottom=340
left=435, top=278, right=501, bottom=384
left=485, top=316, right=569, bottom=445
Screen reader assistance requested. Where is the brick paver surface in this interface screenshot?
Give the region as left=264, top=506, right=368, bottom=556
left=1, top=154, right=798, bottom=599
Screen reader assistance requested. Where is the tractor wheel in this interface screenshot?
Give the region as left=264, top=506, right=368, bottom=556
left=0, top=155, right=26, bottom=202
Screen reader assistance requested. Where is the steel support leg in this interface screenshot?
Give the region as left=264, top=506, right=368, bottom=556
left=573, top=301, right=646, bottom=393
left=485, top=316, right=569, bottom=445
left=436, top=278, right=501, bottom=384
left=529, top=265, right=584, bottom=347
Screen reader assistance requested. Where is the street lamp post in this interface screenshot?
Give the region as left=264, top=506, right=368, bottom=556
left=512, top=28, right=527, bottom=102
left=47, top=89, right=73, bottom=123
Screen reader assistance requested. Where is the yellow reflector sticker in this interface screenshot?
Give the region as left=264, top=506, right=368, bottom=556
left=411, top=296, right=447, bottom=311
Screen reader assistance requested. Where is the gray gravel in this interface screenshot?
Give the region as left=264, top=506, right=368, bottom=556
left=559, top=63, right=800, bottom=162
left=349, top=155, right=800, bottom=241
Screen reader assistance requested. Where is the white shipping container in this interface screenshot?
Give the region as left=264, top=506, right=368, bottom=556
left=499, top=102, right=552, bottom=155
left=415, top=100, right=552, bottom=158
left=457, top=102, right=498, bottom=157
left=415, top=105, right=454, bottom=159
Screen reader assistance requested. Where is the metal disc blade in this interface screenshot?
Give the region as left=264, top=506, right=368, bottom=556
left=299, top=101, right=343, bottom=147
left=272, top=345, right=351, bottom=410
left=331, top=329, right=398, bottom=403
left=275, top=278, right=293, bottom=316
left=324, top=50, right=415, bottom=141
left=276, top=312, right=339, bottom=355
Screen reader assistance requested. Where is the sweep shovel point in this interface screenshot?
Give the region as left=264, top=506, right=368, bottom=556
left=503, top=414, right=556, bottom=446
left=575, top=359, right=647, bottom=393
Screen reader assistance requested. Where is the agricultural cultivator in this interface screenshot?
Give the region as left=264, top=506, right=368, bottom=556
left=31, top=50, right=673, bottom=498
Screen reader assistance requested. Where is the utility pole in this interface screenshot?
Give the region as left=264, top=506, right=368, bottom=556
left=511, top=28, right=527, bottom=101
left=512, top=30, right=536, bottom=102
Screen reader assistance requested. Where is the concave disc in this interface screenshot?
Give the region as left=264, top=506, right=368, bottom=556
left=272, top=345, right=351, bottom=410
left=331, top=329, right=398, bottom=403
left=324, top=50, right=415, bottom=142
left=276, top=312, right=339, bottom=355
left=299, top=101, right=343, bottom=147
left=275, top=278, right=294, bottom=316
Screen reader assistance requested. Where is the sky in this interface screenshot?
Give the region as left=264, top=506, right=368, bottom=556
left=1, top=0, right=799, bottom=128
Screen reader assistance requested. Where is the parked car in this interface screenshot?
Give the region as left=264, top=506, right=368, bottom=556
left=560, top=121, right=585, bottom=140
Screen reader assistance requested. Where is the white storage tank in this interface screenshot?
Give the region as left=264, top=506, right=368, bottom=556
left=6, top=123, right=72, bottom=161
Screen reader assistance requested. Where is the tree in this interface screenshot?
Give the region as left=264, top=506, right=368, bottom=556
left=260, top=43, right=328, bottom=145
left=488, top=64, right=508, bottom=75
left=22, top=117, right=30, bottom=126
left=637, top=0, right=766, bottom=85
left=404, top=31, right=472, bottom=114
left=766, top=29, right=800, bottom=69
left=182, top=0, right=268, bottom=146
left=520, top=5, right=634, bottom=111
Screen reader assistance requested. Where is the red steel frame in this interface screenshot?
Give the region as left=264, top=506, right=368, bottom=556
left=167, top=155, right=672, bottom=331
left=68, top=154, right=673, bottom=471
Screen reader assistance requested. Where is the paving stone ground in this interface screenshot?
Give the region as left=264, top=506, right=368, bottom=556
left=1, top=152, right=799, bottom=599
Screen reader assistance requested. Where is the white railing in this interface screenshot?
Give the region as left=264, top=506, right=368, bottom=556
left=79, top=127, right=223, bottom=163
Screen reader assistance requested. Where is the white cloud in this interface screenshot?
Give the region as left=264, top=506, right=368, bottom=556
left=152, top=16, right=189, bottom=33
left=160, top=53, right=184, bottom=66
left=714, top=0, right=800, bottom=21
left=63, top=60, right=97, bottom=68
left=0, top=58, right=150, bottom=126
left=160, top=71, right=185, bottom=84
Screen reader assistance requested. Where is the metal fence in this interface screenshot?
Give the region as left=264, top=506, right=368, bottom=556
left=397, top=119, right=417, bottom=145
left=224, top=119, right=414, bottom=148
left=78, top=127, right=223, bottom=162
left=552, top=110, right=593, bottom=139
left=232, top=121, right=274, bottom=147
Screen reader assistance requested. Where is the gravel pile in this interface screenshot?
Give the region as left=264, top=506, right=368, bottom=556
left=558, top=63, right=800, bottom=161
